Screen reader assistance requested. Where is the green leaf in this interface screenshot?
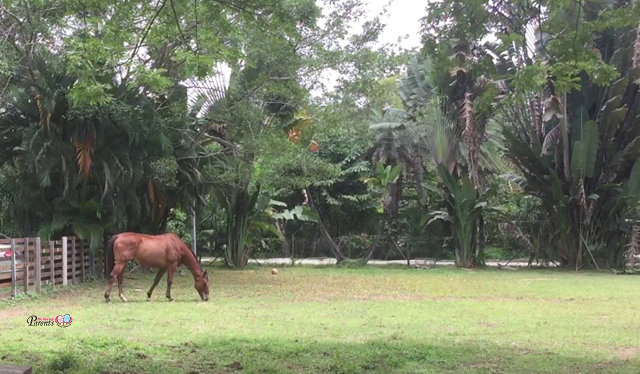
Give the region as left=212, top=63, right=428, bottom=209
left=582, top=120, right=599, bottom=178
left=625, top=159, right=640, bottom=198
left=425, top=211, right=451, bottom=227
left=386, top=164, right=403, bottom=184
left=268, top=199, right=288, bottom=207
left=499, top=174, right=527, bottom=188
left=570, top=120, right=599, bottom=178
left=293, top=205, right=319, bottom=222
left=369, top=122, right=404, bottom=130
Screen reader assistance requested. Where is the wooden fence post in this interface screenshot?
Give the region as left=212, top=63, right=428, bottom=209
left=35, top=237, right=41, bottom=293
left=50, top=241, right=55, bottom=286
left=71, top=237, right=76, bottom=285
left=11, top=239, right=17, bottom=298
left=80, top=239, right=85, bottom=281
left=62, top=236, right=68, bottom=286
left=23, top=238, right=29, bottom=293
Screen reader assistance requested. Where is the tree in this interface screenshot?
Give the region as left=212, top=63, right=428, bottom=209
left=421, top=0, right=640, bottom=268
left=0, top=0, right=325, bottom=250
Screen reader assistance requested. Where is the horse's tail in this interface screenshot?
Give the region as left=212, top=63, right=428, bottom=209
left=105, top=235, right=118, bottom=277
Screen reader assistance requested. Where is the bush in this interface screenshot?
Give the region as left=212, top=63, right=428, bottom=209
left=338, top=234, right=373, bottom=258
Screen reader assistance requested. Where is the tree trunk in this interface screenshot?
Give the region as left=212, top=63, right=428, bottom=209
left=476, top=214, right=485, bottom=265
left=225, top=188, right=250, bottom=268
left=362, top=223, right=384, bottom=265
left=274, top=220, right=291, bottom=257
left=304, top=188, right=344, bottom=263
left=561, top=93, right=571, bottom=180
left=398, top=150, right=428, bottom=207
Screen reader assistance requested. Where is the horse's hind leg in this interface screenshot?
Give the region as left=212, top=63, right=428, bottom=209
left=104, top=262, right=125, bottom=303
left=117, top=270, right=128, bottom=302
left=147, top=268, right=166, bottom=300
left=166, top=266, right=176, bottom=301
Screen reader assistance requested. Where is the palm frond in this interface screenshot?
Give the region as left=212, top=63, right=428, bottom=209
left=75, top=132, right=94, bottom=180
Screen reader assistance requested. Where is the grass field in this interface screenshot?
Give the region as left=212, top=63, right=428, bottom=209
left=1, top=265, right=639, bottom=373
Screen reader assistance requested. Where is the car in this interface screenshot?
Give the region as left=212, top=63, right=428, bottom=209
left=0, top=244, right=13, bottom=258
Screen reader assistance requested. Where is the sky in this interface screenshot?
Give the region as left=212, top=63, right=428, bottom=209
left=312, top=0, right=426, bottom=95
left=186, top=0, right=427, bottom=105
left=367, top=0, right=425, bottom=50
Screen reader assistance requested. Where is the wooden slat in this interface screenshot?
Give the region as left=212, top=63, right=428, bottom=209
left=71, top=237, right=76, bottom=285
left=40, top=272, right=52, bottom=279
left=35, top=238, right=41, bottom=293
left=0, top=263, right=25, bottom=271
left=23, top=238, right=30, bottom=293
left=0, top=276, right=23, bottom=283
left=0, top=281, right=15, bottom=288
left=41, top=269, right=65, bottom=277
left=62, top=237, right=68, bottom=286
left=11, top=239, right=17, bottom=297
left=0, top=271, right=24, bottom=281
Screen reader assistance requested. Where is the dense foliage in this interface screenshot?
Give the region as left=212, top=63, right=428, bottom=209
left=1, top=0, right=639, bottom=269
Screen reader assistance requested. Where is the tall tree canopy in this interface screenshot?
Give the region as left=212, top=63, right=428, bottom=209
left=0, top=0, right=385, bottom=252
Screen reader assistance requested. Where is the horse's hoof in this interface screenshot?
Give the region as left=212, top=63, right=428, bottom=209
left=146, top=297, right=151, bottom=302
left=167, top=297, right=174, bottom=302
left=105, top=298, right=110, bottom=303
left=120, top=296, right=128, bottom=302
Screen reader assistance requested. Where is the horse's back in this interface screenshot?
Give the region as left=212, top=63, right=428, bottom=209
left=113, top=232, right=183, bottom=268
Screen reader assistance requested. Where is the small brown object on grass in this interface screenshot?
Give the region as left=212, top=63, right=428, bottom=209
left=0, top=365, right=32, bottom=374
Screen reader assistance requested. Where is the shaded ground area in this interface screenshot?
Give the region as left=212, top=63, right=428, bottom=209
left=0, top=266, right=639, bottom=373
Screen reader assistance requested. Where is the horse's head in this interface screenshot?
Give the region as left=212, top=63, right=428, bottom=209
left=195, top=270, right=210, bottom=301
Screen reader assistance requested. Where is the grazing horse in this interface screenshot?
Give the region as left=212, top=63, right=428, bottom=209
left=104, top=232, right=210, bottom=302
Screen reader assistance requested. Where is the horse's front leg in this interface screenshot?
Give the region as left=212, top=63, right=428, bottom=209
left=166, top=266, right=176, bottom=301
left=147, top=268, right=166, bottom=300
left=117, top=270, right=127, bottom=302
left=104, top=263, right=125, bottom=303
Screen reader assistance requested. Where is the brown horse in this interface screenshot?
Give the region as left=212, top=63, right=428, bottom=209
left=104, top=232, right=210, bottom=302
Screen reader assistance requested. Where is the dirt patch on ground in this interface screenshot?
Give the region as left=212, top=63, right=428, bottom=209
left=457, top=361, right=502, bottom=372
left=590, top=361, right=615, bottom=371
left=480, top=321, right=500, bottom=329
left=0, top=306, right=25, bottom=319
left=617, top=347, right=640, bottom=360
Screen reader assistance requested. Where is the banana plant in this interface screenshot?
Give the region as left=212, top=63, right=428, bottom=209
left=427, top=164, right=489, bottom=267
left=360, top=162, right=404, bottom=264
left=266, top=199, right=319, bottom=222
left=362, top=162, right=404, bottom=214
left=266, top=199, right=318, bottom=259
left=217, top=182, right=261, bottom=268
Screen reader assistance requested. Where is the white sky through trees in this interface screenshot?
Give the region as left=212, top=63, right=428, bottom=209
left=313, top=0, right=425, bottom=96
left=184, top=0, right=426, bottom=108
left=369, top=0, right=424, bottom=49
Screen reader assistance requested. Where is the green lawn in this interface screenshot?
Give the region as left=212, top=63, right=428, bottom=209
left=1, top=266, right=639, bottom=373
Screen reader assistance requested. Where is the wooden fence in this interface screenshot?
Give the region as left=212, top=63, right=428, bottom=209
left=0, top=236, right=91, bottom=300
